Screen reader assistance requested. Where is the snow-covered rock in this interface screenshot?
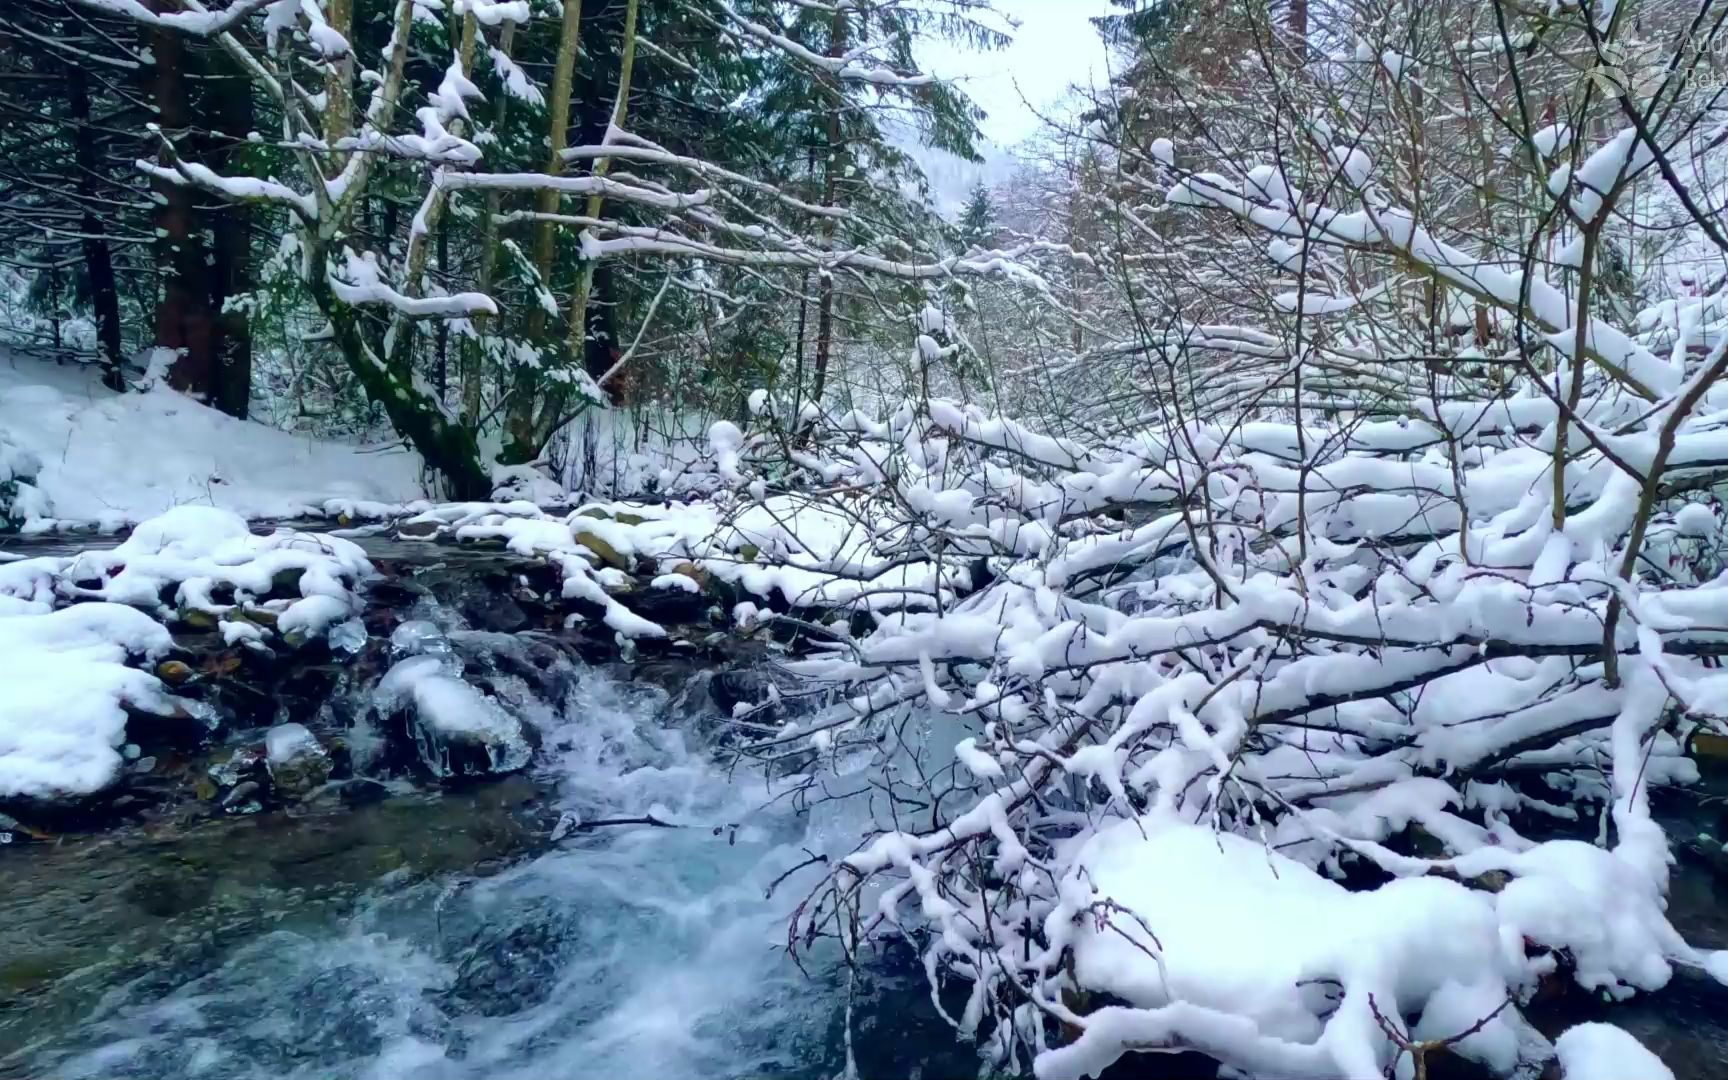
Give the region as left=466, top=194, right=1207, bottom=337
left=490, top=462, right=568, bottom=506
left=0, top=428, right=48, bottom=529
left=60, top=505, right=372, bottom=647
left=1554, top=1023, right=1674, bottom=1080
left=0, top=507, right=380, bottom=802
left=0, top=603, right=180, bottom=800
left=376, top=654, right=531, bottom=780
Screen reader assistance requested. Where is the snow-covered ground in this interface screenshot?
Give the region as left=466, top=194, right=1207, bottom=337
left=0, top=352, right=424, bottom=531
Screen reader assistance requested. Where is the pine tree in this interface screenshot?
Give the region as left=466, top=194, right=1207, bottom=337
left=959, top=182, right=995, bottom=250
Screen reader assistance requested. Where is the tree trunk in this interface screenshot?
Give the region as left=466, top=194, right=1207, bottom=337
left=809, top=5, right=848, bottom=405
left=64, top=62, right=125, bottom=388
left=205, top=48, right=254, bottom=418
left=507, top=0, right=585, bottom=460
left=526, top=0, right=584, bottom=341
left=465, top=18, right=517, bottom=425
left=307, top=249, right=491, bottom=499
left=791, top=268, right=810, bottom=401
left=435, top=212, right=450, bottom=396
left=562, top=0, right=639, bottom=392
left=1286, top=0, right=1307, bottom=54
left=146, top=12, right=220, bottom=402
left=324, top=0, right=353, bottom=155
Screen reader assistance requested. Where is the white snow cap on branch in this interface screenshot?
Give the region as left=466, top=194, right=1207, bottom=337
left=452, top=0, right=529, bottom=25
left=329, top=249, right=498, bottom=318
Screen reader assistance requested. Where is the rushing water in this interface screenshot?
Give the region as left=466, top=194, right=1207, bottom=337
left=2, top=652, right=977, bottom=1080
left=0, top=528, right=972, bottom=1080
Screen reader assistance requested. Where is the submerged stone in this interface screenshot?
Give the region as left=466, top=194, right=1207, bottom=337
left=444, top=903, right=572, bottom=1018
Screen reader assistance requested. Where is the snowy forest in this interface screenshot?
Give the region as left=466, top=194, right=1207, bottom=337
left=5, top=0, right=1728, bottom=1077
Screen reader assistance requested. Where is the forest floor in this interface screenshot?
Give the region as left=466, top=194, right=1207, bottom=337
left=0, top=351, right=424, bottom=532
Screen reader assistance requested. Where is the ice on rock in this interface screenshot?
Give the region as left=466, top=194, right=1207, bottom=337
left=265, top=721, right=332, bottom=799
left=328, top=617, right=368, bottom=654
left=265, top=722, right=323, bottom=766
left=391, top=618, right=455, bottom=657
left=376, top=654, right=531, bottom=777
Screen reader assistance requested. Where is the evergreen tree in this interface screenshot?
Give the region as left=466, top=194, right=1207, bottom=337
left=959, top=181, right=995, bottom=250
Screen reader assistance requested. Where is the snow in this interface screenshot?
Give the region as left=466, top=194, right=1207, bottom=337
left=1532, top=123, right=1574, bottom=159
left=0, top=353, right=423, bottom=531
left=8, top=3, right=1728, bottom=1071
left=278, top=593, right=357, bottom=641
left=330, top=248, right=494, bottom=317
left=369, top=488, right=954, bottom=637
left=1565, top=127, right=1654, bottom=225
left=1029, top=817, right=1710, bottom=1078
left=650, top=572, right=700, bottom=594
left=690, top=377, right=1728, bottom=1078
left=0, top=600, right=178, bottom=799
left=60, top=505, right=372, bottom=632
left=1275, top=290, right=1357, bottom=315
left=1037, top=820, right=1540, bottom=1080
left=1554, top=1023, right=1674, bottom=1080
left=1674, top=502, right=1715, bottom=537
left=0, top=502, right=383, bottom=799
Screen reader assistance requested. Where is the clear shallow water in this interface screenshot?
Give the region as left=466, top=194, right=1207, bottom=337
left=6, top=666, right=976, bottom=1080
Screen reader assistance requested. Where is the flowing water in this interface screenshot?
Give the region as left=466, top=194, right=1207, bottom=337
left=2, top=656, right=978, bottom=1080
left=0, top=530, right=978, bottom=1080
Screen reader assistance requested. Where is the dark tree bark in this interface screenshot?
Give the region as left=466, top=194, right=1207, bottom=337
left=584, top=262, right=619, bottom=397
left=203, top=49, right=254, bottom=418
left=435, top=212, right=450, bottom=397
left=1287, top=0, right=1307, bottom=52
left=809, top=5, right=847, bottom=405
left=145, top=10, right=220, bottom=403
left=63, top=62, right=125, bottom=389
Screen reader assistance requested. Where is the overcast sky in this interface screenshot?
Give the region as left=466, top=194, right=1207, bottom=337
left=909, top=0, right=1118, bottom=214
left=927, top=0, right=1119, bottom=146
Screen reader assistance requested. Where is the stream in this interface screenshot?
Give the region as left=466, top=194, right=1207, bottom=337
left=4, top=531, right=1728, bottom=1079
left=0, top=533, right=978, bottom=1080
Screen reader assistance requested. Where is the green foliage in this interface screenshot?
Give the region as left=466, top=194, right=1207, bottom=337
left=959, top=182, right=995, bottom=250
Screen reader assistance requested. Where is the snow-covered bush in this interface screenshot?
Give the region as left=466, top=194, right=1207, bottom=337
left=714, top=355, right=1728, bottom=1076
left=691, top=9, right=1728, bottom=1053
left=689, top=9, right=1728, bottom=1073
